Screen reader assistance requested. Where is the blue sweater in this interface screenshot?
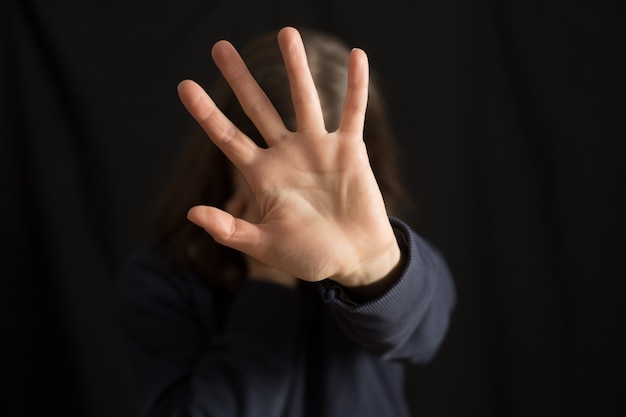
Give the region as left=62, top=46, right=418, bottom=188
left=117, top=218, right=456, bottom=417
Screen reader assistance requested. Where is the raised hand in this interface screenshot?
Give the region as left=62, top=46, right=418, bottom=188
left=177, top=27, right=401, bottom=288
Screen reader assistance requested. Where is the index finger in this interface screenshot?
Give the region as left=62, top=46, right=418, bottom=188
left=177, top=79, right=258, bottom=168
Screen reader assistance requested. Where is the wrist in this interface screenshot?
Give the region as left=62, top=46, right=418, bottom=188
left=247, top=258, right=299, bottom=290
left=336, top=239, right=403, bottom=289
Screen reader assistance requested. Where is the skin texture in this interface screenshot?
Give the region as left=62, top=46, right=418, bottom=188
left=177, top=27, right=401, bottom=290
left=226, top=169, right=299, bottom=289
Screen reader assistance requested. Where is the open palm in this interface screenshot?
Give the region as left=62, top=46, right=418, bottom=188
left=177, top=27, right=400, bottom=287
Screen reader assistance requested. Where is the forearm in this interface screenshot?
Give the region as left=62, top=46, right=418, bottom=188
left=317, top=218, right=456, bottom=363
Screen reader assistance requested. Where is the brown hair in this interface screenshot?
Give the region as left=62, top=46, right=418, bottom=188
left=152, top=28, right=408, bottom=290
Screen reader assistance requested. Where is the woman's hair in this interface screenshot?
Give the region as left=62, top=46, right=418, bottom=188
left=152, top=28, right=408, bottom=290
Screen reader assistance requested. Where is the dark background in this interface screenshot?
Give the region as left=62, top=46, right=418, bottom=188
left=2, top=0, right=625, bottom=416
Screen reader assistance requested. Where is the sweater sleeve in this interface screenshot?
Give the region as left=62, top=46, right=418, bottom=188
left=116, top=246, right=304, bottom=417
left=317, top=217, right=456, bottom=364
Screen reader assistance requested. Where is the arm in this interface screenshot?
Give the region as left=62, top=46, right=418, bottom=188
left=318, top=217, right=457, bottom=364
left=177, top=25, right=455, bottom=365
left=117, top=247, right=304, bottom=417
left=178, top=27, right=402, bottom=289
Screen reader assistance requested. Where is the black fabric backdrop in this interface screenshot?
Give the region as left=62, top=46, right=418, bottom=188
left=2, top=0, right=625, bottom=416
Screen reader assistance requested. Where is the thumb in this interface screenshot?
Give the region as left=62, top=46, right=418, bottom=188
left=187, top=205, right=262, bottom=254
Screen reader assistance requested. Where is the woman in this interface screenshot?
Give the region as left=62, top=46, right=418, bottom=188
left=118, top=26, right=456, bottom=417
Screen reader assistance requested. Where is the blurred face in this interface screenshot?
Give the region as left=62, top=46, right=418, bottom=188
left=225, top=168, right=260, bottom=224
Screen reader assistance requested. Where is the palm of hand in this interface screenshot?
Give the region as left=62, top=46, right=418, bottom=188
left=245, top=128, right=394, bottom=283
left=178, top=27, right=400, bottom=286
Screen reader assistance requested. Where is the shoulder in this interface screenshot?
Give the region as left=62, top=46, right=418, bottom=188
left=116, top=244, right=227, bottom=379
left=117, top=243, right=213, bottom=322
left=119, top=244, right=186, bottom=298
